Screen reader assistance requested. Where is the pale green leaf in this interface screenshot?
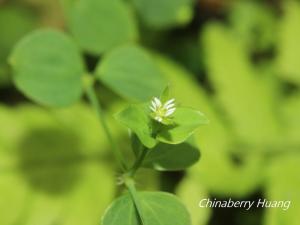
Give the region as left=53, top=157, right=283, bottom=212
left=62, top=0, right=137, bottom=54
left=9, top=29, right=85, bottom=107
left=96, top=45, right=166, bottom=102
left=102, top=192, right=191, bottom=225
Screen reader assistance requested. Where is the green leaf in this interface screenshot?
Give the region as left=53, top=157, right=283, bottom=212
left=9, top=29, right=85, bottom=107
left=145, top=138, right=200, bottom=171
left=142, top=138, right=200, bottom=171
left=62, top=0, right=137, bottom=55
left=277, top=1, right=300, bottom=85
left=96, top=45, right=166, bottom=102
left=157, top=107, right=208, bottom=144
left=102, top=192, right=191, bottom=225
left=115, top=104, right=157, bottom=148
left=132, top=0, right=194, bottom=29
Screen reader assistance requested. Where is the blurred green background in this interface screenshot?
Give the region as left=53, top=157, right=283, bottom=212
left=0, top=0, right=299, bottom=225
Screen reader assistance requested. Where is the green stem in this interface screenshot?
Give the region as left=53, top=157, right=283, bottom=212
left=128, top=147, right=148, bottom=177
left=125, top=179, right=146, bottom=225
left=85, top=84, right=127, bottom=171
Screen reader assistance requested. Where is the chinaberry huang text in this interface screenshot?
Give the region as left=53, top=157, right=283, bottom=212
left=199, top=198, right=291, bottom=211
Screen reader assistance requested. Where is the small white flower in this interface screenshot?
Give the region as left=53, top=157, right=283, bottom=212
left=150, top=97, right=176, bottom=123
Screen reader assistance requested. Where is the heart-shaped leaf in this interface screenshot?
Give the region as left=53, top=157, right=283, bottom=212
left=96, top=45, right=166, bottom=102
left=9, top=29, right=85, bottom=107
left=62, top=0, right=137, bottom=54
left=102, top=192, right=191, bottom=225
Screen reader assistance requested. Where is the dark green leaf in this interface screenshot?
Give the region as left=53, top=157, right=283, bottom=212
left=132, top=0, right=194, bottom=29
left=131, top=134, right=200, bottom=171
left=143, top=138, right=200, bottom=171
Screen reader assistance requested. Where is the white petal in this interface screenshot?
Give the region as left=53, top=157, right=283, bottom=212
left=164, top=103, right=175, bottom=110
left=150, top=106, right=156, bottom=112
left=154, top=97, right=162, bottom=107
left=165, top=110, right=175, bottom=117
left=164, top=98, right=175, bottom=107
left=151, top=101, right=157, bottom=110
left=165, top=108, right=176, bottom=116
left=169, top=107, right=176, bottom=113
